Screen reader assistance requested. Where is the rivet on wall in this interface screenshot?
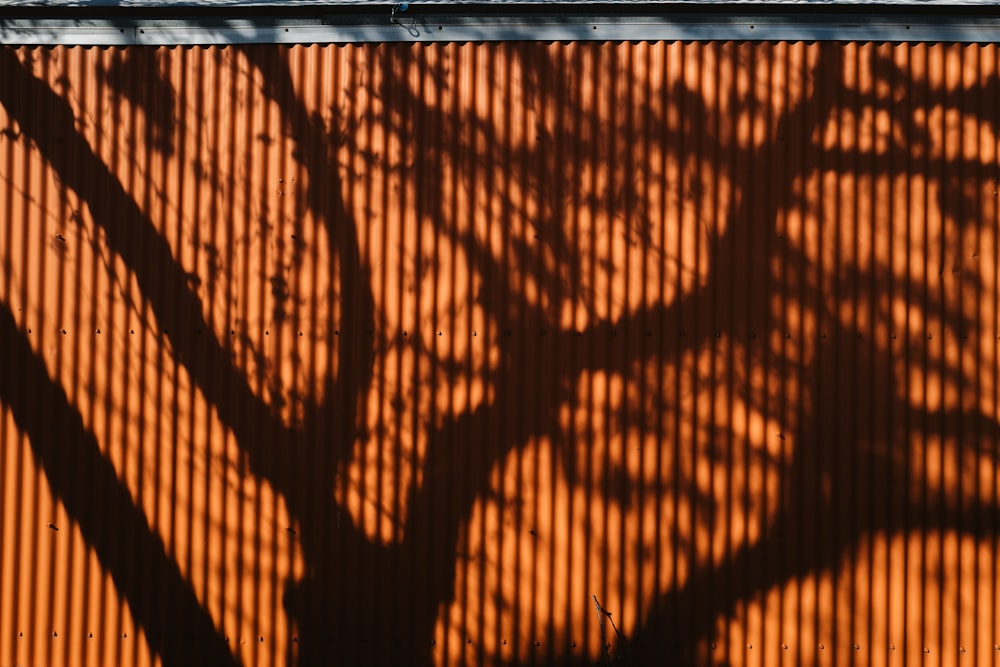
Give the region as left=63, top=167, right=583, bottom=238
left=782, top=643, right=788, bottom=650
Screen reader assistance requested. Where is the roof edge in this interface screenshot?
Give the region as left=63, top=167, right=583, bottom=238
left=4, top=6, right=1000, bottom=45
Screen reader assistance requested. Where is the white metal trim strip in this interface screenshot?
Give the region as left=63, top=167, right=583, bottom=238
left=2, top=15, right=1000, bottom=45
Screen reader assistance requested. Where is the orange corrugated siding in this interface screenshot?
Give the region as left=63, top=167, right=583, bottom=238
left=0, top=41, right=998, bottom=667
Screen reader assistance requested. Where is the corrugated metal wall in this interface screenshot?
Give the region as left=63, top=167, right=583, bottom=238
left=0, top=40, right=998, bottom=667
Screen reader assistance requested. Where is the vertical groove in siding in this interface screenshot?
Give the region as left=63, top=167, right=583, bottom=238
left=0, top=40, right=999, bottom=667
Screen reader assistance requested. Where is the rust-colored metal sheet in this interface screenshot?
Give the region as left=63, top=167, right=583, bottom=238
left=0, top=41, right=999, bottom=667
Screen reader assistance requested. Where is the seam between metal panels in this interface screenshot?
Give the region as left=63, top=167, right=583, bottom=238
left=3, top=14, right=1000, bottom=44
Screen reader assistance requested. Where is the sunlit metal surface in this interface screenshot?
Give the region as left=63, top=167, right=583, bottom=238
left=0, top=41, right=999, bottom=667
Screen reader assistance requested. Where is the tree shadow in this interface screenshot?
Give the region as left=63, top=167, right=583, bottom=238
left=1, top=38, right=999, bottom=667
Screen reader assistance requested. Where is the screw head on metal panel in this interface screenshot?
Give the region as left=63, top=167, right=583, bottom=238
left=819, top=644, right=824, bottom=650
left=924, top=648, right=930, bottom=653
left=854, top=644, right=860, bottom=650
left=782, top=643, right=788, bottom=650
left=890, top=644, right=895, bottom=650
left=747, top=643, right=752, bottom=649
left=960, top=646, right=966, bottom=652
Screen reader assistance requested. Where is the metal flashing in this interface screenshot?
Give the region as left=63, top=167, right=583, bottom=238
left=3, top=12, right=1000, bottom=44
